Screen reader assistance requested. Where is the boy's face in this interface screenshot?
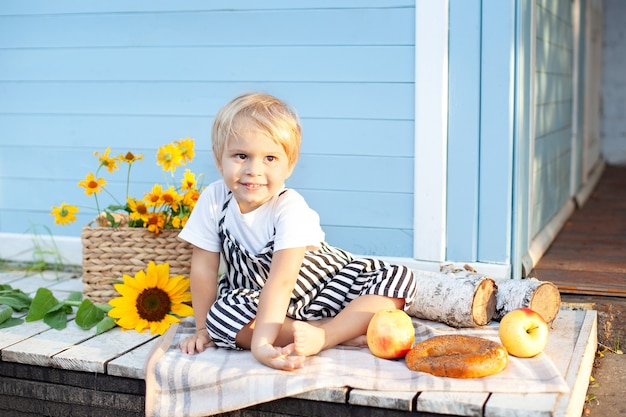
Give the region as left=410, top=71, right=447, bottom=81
left=218, top=125, right=293, bottom=214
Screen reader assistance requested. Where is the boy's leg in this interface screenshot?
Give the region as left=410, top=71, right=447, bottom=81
left=235, top=317, right=298, bottom=349
left=293, top=294, right=404, bottom=356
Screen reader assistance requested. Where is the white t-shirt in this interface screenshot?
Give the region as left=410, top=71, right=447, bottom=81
left=178, top=180, right=325, bottom=255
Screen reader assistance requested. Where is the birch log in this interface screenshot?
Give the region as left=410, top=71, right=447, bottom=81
left=406, top=269, right=497, bottom=328
left=493, top=278, right=561, bottom=323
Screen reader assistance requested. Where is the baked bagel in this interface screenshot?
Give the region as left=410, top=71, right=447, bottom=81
left=405, top=335, right=508, bottom=378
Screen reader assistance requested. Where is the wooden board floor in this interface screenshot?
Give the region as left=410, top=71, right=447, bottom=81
left=531, top=164, right=626, bottom=297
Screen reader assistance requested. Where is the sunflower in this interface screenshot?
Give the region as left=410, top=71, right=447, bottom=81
left=50, top=202, right=79, bottom=225
left=108, top=262, right=193, bottom=335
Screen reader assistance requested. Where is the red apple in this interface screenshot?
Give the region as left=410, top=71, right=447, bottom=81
left=498, top=308, right=549, bottom=357
left=367, top=309, right=415, bottom=359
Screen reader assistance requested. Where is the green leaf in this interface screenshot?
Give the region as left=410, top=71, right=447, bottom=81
left=0, top=317, right=24, bottom=329
left=0, top=305, right=13, bottom=324
left=44, top=308, right=68, bottom=330
left=95, top=303, right=113, bottom=313
left=96, top=316, right=117, bottom=334
left=75, top=299, right=105, bottom=330
left=66, top=291, right=83, bottom=303
left=0, top=290, right=33, bottom=311
left=25, top=288, right=60, bottom=322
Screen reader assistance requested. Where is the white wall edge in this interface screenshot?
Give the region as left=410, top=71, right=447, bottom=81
left=523, top=199, right=577, bottom=275
left=413, top=0, right=449, bottom=262
left=0, top=233, right=82, bottom=266
left=374, top=256, right=511, bottom=280
left=575, top=158, right=605, bottom=207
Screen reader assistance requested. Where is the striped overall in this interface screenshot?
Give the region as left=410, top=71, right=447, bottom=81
left=206, top=192, right=417, bottom=349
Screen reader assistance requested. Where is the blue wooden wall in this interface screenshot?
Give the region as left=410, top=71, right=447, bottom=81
left=445, top=0, right=517, bottom=265
left=0, top=1, right=416, bottom=257
left=1, top=0, right=583, bottom=273
left=532, top=0, right=574, bottom=237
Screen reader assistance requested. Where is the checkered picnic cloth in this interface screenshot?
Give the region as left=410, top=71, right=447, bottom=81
left=144, top=316, right=569, bottom=417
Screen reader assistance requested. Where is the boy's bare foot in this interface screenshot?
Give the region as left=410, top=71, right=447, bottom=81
left=293, top=321, right=326, bottom=356
left=340, top=335, right=367, bottom=347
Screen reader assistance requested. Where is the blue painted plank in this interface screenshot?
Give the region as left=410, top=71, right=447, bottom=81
left=535, top=41, right=573, bottom=75
left=531, top=0, right=573, bottom=237
left=445, top=0, right=481, bottom=262
left=0, top=1, right=414, bottom=15
left=0, top=115, right=414, bottom=157
left=477, top=0, right=516, bottom=263
left=0, top=209, right=414, bottom=258
left=1, top=147, right=413, bottom=193
left=0, top=82, right=414, bottom=120
left=0, top=46, right=414, bottom=83
left=2, top=178, right=413, bottom=235
left=323, top=226, right=414, bottom=258
left=291, top=155, right=413, bottom=193
left=0, top=8, right=414, bottom=47
left=302, top=189, right=413, bottom=230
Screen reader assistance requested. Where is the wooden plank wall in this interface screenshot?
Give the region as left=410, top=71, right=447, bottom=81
left=531, top=0, right=575, bottom=238
left=0, top=0, right=416, bottom=257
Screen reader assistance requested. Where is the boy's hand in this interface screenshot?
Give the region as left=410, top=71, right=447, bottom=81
left=252, top=343, right=305, bottom=371
left=180, top=329, right=214, bottom=354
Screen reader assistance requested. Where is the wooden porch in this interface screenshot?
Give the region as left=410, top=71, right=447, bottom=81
left=531, top=164, right=626, bottom=297
left=0, top=271, right=596, bottom=417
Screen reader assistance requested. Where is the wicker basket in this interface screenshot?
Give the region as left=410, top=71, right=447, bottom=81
left=81, top=225, right=192, bottom=303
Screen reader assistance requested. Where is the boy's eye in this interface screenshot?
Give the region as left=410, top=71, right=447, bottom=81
left=266, top=156, right=276, bottom=162
left=235, top=154, right=247, bottom=160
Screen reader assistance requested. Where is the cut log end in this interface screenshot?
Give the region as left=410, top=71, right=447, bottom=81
left=529, top=282, right=561, bottom=323
left=471, top=279, right=497, bottom=326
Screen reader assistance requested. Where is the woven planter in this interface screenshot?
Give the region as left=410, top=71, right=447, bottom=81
left=81, top=225, right=192, bottom=303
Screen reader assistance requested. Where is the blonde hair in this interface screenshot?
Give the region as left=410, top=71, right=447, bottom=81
left=212, top=93, right=302, bottom=169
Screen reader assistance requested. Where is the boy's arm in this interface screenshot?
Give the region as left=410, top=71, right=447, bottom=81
left=180, top=246, right=220, bottom=354
left=251, top=246, right=306, bottom=368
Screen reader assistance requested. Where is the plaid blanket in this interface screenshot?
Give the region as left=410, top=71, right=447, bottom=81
left=144, top=316, right=569, bottom=417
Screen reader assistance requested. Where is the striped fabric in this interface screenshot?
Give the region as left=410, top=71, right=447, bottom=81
left=207, top=192, right=417, bottom=349
left=144, top=315, right=570, bottom=417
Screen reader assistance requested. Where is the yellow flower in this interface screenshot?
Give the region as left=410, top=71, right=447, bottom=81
left=108, top=262, right=194, bottom=335
left=119, top=151, right=143, bottom=164
left=182, top=189, right=200, bottom=209
left=171, top=215, right=190, bottom=229
left=50, top=203, right=79, bottom=225
left=146, top=212, right=165, bottom=234
left=156, top=143, right=184, bottom=173
left=160, top=186, right=180, bottom=211
left=94, top=147, right=119, bottom=173
left=78, top=172, right=107, bottom=196
left=144, top=184, right=163, bottom=207
left=53, top=137, right=200, bottom=234
left=128, top=197, right=150, bottom=224
left=180, top=169, right=196, bottom=191
left=176, top=137, right=195, bottom=164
